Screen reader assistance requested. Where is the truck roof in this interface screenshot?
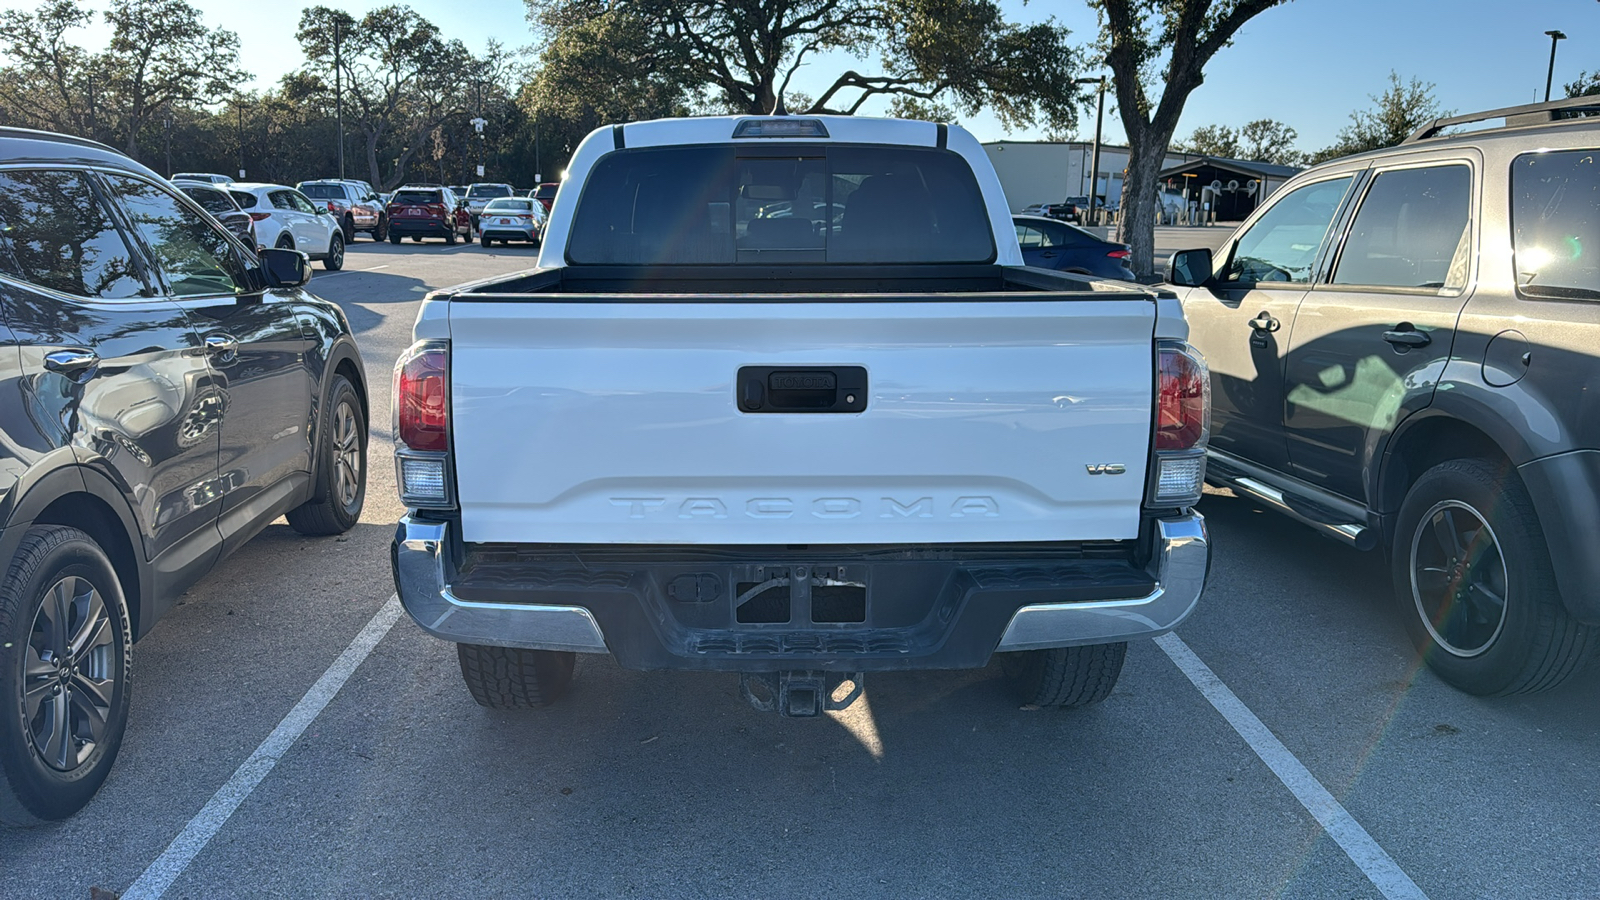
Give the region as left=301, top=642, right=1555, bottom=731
left=610, top=114, right=947, bottom=150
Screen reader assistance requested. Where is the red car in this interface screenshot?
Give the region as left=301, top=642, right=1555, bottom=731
left=385, top=185, right=469, bottom=244
left=532, top=181, right=560, bottom=213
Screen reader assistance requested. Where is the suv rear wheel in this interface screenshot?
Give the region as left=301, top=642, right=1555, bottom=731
left=322, top=232, right=344, bottom=271
left=1392, top=458, right=1596, bottom=695
left=286, top=375, right=366, bottom=535
left=0, top=526, right=131, bottom=826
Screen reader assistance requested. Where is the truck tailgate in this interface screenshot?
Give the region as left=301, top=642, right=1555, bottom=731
left=449, top=299, right=1155, bottom=544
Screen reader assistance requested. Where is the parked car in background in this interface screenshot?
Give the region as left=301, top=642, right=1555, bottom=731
left=385, top=185, right=467, bottom=244
left=463, top=183, right=515, bottom=230
left=1019, top=197, right=1089, bottom=223
left=1167, top=95, right=1600, bottom=697
left=1012, top=215, right=1135, bottom=281
left=0, top=127, right=370, bottom=825
left=174, top=179, right=255, bottom=246
left=171, top=172, right=231, bottom=185
left=297, top=179, right=388, bottom=242
left=532, top=181, right=560, bottom=213
left=227, top=183, right=345, bottom=269
left=477, top=196, right=546, bottom=247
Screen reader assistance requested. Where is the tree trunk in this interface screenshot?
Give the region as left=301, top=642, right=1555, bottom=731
left=1116, top=126, right=1164, bottom=277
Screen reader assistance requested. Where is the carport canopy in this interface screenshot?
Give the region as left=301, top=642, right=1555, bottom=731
left=1158, top=157, right=1302, bottom=221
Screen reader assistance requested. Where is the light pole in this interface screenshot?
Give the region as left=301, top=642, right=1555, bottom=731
left=470, top=116, right=487, bottom=180
left=1545, top=30, right=1567, bottom=102
left=334, top=18, right=345, bottom=180
left=1074, top=76, right=1107, bottom=225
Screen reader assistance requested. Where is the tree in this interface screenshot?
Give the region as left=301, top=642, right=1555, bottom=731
left=1177, top=123, right=1240, bottom=158
left=1093, top=0, right=1290, bottom=275
left=1310, top=71, right=1448, bottom=164
left=0, top=0, right=245, bottom=156
left=100, top=0, right=248, bottom=157
left=296, top=5, right=488, bottom=190
left=525, top=0, right=1082, bottom=132
left=0, top=0, right=97, bottom=137
left=1565, top=71, right=1600, bottom=98
left=1238, top=118, right=1303, bottom=165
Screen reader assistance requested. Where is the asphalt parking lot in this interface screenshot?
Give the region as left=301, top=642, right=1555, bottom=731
left=5, top=234, right=1599, bottom=900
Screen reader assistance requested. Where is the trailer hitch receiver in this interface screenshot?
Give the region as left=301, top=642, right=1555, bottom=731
left=740, top=671, right=864, bottom=717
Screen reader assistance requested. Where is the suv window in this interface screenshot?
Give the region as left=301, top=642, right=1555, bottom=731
left=1224, top=176, right=1354, bottom=284
left=568, top=145, right=994, bottom=265
left=105, top=175, right=249, bottom=298
left=180, top=185, right=238, bottom=216
left=299, top=183, right=348, bottom=201
left=1333, top=164, right=1471, bottom=289
left=393, top=189, right=442, bottom=205
left=230, top=190, right=258, bottom=210
left=467, top=185, right=512, bottom=199
left=0, top=169, right=145, bottom=299
left=1511, top=149, right=1600, bottom=298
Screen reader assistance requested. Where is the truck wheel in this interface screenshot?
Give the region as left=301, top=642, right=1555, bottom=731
left=0, top=526, right=132, bottom=826
left=285, top=375, right=366, bottom=536
left=1001, top=643, right=1125, bottom=707
left=456, top=644, right=575, bottom=709
left=1392, top=458, right=1596, bottom=695
left=340, top=215, right=355, bottom=243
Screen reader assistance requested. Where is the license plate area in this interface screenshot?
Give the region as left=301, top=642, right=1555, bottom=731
left=738, top=366, right=867, bottom=413
left=725, top=565, right=867, bottom=625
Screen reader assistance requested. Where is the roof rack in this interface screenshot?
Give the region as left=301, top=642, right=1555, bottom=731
left=0, top=125, right=118, bottom=154
left=1404, top=95, right=1600, bottom=143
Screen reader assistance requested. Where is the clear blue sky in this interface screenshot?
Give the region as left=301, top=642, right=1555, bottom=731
left=3, top=0, right=1596, bottom=154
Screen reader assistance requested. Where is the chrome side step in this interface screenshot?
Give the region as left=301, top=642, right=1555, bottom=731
left=1208, top=452, right=1377, bottom=550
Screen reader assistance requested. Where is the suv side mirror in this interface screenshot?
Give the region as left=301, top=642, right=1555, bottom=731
left=258, top=247, right=312, bottom=289
left=1168, top=248, right=1214, bottom=287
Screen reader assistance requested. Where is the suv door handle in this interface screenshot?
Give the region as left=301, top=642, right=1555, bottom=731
left=44, top=348, right=99, bottom=374
left=1383, top=327, right=1431, bottom=349
left=1248, top=312, right=1280, bottom=332
left=205, top=334, right=238, bottom=356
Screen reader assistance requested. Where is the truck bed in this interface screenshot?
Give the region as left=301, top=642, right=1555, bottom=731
left=452, top=263, right=1150, bottom=298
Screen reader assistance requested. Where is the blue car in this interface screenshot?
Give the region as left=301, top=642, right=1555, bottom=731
left=1013, top=215, right=1136, bottom=281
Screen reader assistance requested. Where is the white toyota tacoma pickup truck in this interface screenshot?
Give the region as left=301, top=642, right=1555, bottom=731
left=391, top=114, right=1211, bottom=717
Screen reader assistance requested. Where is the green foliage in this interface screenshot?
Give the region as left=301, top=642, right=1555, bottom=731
left=0, top=0, right=246, bottom=156
left=1565, top=71, right=1600, bottom=98
left=1179, top=119, right=1304, bottom=165
left=524, top=0, right=1081, bottom=134
left=1310, top=71, right=1447, bottom=164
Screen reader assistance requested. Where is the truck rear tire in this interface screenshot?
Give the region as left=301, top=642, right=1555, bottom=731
left=1001, top=642, right=1126, bottom=707
left=456, top=644, right=575, bottom=709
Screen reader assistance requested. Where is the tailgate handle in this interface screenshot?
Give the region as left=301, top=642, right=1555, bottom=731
left=738, top=366, right=867, bottom=413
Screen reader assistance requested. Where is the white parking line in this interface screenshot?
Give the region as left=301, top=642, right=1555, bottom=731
left=1155, top=632, right=1428, bottom=900
left=315, top=264, right=390, bottom=278
left=121, top=595, right=404, bottom=900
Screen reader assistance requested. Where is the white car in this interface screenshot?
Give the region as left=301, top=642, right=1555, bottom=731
left=227, top=182, right=346, bottom=270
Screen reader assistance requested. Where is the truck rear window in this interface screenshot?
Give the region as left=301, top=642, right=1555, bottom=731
left=566, top=145, right=996, bottom=265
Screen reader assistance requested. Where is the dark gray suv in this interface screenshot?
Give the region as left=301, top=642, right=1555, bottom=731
left=1168, top=96, right=1600, bottom=697
left=0, top=128, right=370, bottom=824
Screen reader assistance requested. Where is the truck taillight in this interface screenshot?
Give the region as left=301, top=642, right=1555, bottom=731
left=394, top=341, right=454, bottom=507
left=1149, top=342, right=1210, bottom=507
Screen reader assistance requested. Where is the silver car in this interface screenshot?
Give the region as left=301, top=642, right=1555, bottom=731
left=463, top=182, right=515, bottom=230
left=477, top=196, right=546, bottom=247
